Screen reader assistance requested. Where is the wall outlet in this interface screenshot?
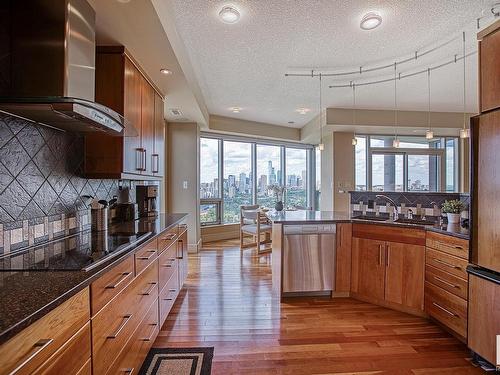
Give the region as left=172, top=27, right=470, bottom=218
left=183, top=181, right=188, bottom=189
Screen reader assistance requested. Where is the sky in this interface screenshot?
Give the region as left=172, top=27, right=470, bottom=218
left=355, top=136, right=455, bottom=188
left=200, top=138, right=307, bottom=184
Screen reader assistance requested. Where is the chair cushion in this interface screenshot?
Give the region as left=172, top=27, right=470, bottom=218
left=241, top=224, right=272, bottom=234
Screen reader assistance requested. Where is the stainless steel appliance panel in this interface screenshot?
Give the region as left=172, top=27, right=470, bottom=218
left=283, top=224, right=335, bottom=293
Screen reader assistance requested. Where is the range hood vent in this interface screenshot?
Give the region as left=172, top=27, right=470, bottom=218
left=0, top=0, right=127, bottom=135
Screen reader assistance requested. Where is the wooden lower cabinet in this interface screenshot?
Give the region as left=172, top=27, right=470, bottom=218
left=351, top=237, right=386, bottom=300
left=92, top=260, right=158, bottom=375
left=468, top=274, right=500, bottom=365
left=385, top=242, right=424, bottom=310
left=335, top=223, right=352, bottom=293
left=0, top=288, right=90, bottom=375
left=351, top=224, right=425, bottom=314
left=33, top=323, right=91, bottom=375
left=107, top=299, right=160, bottom=375
left=159, top=266, right=180, bottom=326
left=76, top=359, right=92, bottom=375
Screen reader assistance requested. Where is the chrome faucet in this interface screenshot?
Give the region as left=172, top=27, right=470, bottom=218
left=375, top=195, right=399, bottom=221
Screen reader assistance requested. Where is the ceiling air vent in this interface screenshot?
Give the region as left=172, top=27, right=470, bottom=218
left=169, top=108, right=183, bottom=116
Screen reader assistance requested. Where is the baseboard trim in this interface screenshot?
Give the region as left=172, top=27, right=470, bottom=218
left=350, top=292, right=428, bottom=318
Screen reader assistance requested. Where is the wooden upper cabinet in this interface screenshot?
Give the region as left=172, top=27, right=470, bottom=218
left=384, top=241, right=424, bottom=310
left=140, top=75, right=155, bottom=175
left=479, top=22, right=500, bottom=112
left=85, top=46, right=165, bottom=180
left=474, top=111, right=500, bottom=273
left=351, top=237, right=385, bottom=301
left=123, top=57, right=143, bottom=175
left=153, top=93, right=165, bottom=176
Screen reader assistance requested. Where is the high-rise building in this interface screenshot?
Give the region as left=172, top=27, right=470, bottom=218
left=239, top=172, right=246, bottom=192
left=259, top=175, right=267, bottom=193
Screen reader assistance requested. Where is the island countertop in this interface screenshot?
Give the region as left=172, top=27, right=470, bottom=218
left=266, top=210, right=469, bottom=240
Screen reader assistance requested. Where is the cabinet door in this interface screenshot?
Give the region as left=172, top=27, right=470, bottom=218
left=153, top=92, right=165, bottom=176
left=468, top=274, right=500, bottom=365
left=140, top=76, right=155, bottom=176
left=475, top=111, right=500, bottom=273
left=335, top=223, right=352, bottom=293
left=351, top=237, right=385, bottom=300
left=385, top=242, right=425, bottom=310
left=123, top=58, right=143, bottom=174
left=480, top=28, right=500, bottom=112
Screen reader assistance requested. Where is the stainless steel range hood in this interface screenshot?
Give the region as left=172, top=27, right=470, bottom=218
left=0, top=0, right=128, bottom=135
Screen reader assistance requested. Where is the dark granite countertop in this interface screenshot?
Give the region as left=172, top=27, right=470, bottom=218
left=267, top=210, right=469, bottom=240
left=0, top=213, right=187, bottom=345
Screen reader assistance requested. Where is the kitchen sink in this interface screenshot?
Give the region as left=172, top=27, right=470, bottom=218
left=352, top=215, right=389, bottom=222
left=394, top=218, right=436, bottom=225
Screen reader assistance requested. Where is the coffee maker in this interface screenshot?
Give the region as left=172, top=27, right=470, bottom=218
left=136, top=185, right=158, bottom=217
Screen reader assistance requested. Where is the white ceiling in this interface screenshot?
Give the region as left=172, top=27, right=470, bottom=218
left=162, top=0, right=495, bottom=128
left=87, top=0, right=208, bottom=125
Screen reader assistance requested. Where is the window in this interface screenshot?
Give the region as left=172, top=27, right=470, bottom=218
left=223, top=141, right=252, bottom=223
left=256, top=145, right=281, bottom=208
left=200, top=135, right=315, bottom=226
left=285, top=148, right=307, bottom=208
left=355, top=135, right=459, bottom=192
left=315, top=146, right=321, bottom=209
left=200, top=138, right=221, bottom=225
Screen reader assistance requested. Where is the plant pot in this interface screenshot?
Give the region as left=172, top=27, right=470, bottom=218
left=275, top=201, right=283, bottom=212
left=446, top=213, right=461, bottom=224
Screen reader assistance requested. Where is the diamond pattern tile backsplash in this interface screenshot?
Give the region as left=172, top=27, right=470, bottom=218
left=0, top=113, right=139, bottom=254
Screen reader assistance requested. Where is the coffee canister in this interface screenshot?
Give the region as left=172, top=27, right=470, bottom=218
left=91, top=207, right=109, bottom=232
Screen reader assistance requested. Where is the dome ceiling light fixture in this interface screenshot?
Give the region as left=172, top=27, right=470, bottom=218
left=160, top=68, right=172, bottom=75
left=230, top=106, right=241, bottom=113
left=360, top=11, right=382, bottom=30
left=296, top=108, right=310, bottom=115
left=219, top=6, right=240, bottom=24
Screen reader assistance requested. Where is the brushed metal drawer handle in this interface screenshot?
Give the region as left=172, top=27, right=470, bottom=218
left=105, top=272, right=132, bottom=289
left=124, top=368, right=134, bottom=375
left=169, top=289, right=176, bottom=292
left=433, top=258, right=461, bottom=270
left=107, top=314, right=133, bottom=339
left=141, top=323, right=158, bottom=342
left=454, top=245, right=464, bottom=250
left=163, top=234, right=176, bottom=240
left=161, top=263, right=172, bottom=268
left=432, top=302, right=458, bottom=317
left=9, top=339, right=53, bottom=375
left=434, top=276, right=459, bottom=289
left=163, top=297, right=173, bottom=301
left=137, top=250, right=156, bottom=260
left=141, top=282, right=158, bottom=296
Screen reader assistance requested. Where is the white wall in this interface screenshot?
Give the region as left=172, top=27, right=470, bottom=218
left=167, top=122, right=200, bottom=252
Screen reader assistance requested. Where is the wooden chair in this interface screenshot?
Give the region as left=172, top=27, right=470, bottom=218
left=239, top=205, right=272, bottom=253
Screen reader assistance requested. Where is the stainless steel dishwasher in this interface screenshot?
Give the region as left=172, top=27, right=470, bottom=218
left=282, top=224, right=336, bottom=295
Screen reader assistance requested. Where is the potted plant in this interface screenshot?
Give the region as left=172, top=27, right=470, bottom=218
left=441, top=199, right=465, bottom=224
left=268, top=184, right=286, bottom=211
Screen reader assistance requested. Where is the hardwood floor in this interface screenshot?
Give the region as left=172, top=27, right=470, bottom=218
left=154, top=240, right=481, bottom=374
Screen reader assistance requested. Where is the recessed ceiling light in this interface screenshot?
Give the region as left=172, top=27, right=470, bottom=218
left=360, top=12, right=382, bottom=30
left=116, top=0, right=131, bottom=3
left=230, top=107, right=241, bottom=113
left=296, top=108, right=310, bottom=115
left=219, top=6, right=240, bottom=24
left=160, top=68, right=172, bottom=75
left=288, top=121, right=295, bottom=124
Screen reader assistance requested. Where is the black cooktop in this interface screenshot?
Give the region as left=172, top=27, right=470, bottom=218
left=0, top=230, right=153, bottom=272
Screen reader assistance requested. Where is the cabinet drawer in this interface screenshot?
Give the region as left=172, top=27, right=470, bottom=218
left=135, top=238, right=158, bottom=275
left=159, top=267, right=179, bottom=326
left=425, top=265, right=468, bottom=300
left=91, top=256, right=134, bottom=316
left=352, top=223, right=425, bottom=246
left=33, top=322, right=91, bottom=375
left=425, top=248, right=467, bottom=279
left=92, top=261, right=158, bottom=375
left=76, top=359, right=91, bottom=375
left=107, top=299, right=159, bottom=375
left=158, top=243, right=178, bottom=290
left=425, top=281, right=467, bottom=338
left=0, top=288, right=90, bottom=375
left=158, top=228, right=178, bottom=254
left=426, top=232, right=469, bottom=260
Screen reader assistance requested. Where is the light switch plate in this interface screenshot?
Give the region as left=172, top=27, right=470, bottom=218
left=183, top=181, right=188, bottom=189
